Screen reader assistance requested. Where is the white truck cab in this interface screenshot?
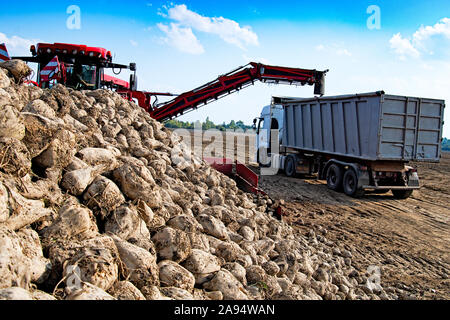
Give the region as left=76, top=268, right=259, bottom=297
left=254, top=104, right=284, bottom=164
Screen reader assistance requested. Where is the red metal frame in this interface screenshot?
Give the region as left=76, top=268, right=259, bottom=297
left=36, top=43, right=111, bottom=61
left=10, top=42, right=326, bottom=123
left=203, top=157, right=265, bottom=195
left=117, top=90, right=179, bottom=112
left=23, top=80, right=40, bottom=87
left=236, top=161, right=259, bottom=190
left=203, top=157, right=234, bottom=175
left=102, top=74, right=129, bottom=89
left=148, top=62, right=323, bottom=122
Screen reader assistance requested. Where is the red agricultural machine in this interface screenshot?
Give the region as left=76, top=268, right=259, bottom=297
left=7, top=42, right=327, bottom=122
left=4, top=42, right=327, bottom=199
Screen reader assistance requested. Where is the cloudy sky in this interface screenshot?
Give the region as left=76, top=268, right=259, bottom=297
left=1, top=0, right=449, bottom=137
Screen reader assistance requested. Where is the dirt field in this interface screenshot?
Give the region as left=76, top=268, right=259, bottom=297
left=176, top=129, right=449, bottom=299
left=176, top=129, right=257, bottom=164
left=256, top=154, right=450, bottom=300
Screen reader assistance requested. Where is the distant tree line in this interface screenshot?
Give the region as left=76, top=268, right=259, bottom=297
left=443, top=138, right=450, bottom=152
left=165, top=120, right=450, bottom=151
left=165, top=117, right=253, bottom=131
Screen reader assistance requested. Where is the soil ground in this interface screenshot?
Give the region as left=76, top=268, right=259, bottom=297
left=256, top=154, right=450, bottom=300
left=177, top=129, right=449, bottom=299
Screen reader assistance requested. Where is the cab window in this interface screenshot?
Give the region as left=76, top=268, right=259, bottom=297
left=80, top=65, right=97, bottom=85
left=66, top=64, right=97, bottom=89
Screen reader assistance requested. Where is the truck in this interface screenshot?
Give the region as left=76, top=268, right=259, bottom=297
left=254, top=91, right=445, bottom=199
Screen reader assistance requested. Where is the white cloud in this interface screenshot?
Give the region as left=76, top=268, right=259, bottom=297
left=157, top=22, right=205, bottom=55
left=390, top=17, right=450, bottom=59
left=389, top=33, right=420, bottom=59
left=130, top=40, right=138, bottom=47
left=413, top=18, right=450, bottom=46
left=242, top=54, right=270, bottom=65
left=336, top=48, right=352, bottom=56
left=0, top=32, right=39, bottom=56
left=314, top=43, right=352, bottom=57
left=315, top=44, right=325, bottom=51
left=158, top=4, right=259, bottom=53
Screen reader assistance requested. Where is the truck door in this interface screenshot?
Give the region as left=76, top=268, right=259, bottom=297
left=257, top=117, right=267, bottom=150
left=256, top=115, right=272, bottom=166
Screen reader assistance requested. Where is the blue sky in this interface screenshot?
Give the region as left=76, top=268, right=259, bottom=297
left=1, top=0, right=450, bottom=137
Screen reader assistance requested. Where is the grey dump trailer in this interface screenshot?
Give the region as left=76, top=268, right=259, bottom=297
left=255, top=91, right=445, bottom=198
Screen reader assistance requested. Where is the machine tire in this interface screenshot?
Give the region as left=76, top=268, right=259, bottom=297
left=326, top=164, right=343, bottom=191
left=392, top=189, right=413, bottom=199
left=284, top=156, right=296, bottom=177
left=343, top=169, right=365, bottom=198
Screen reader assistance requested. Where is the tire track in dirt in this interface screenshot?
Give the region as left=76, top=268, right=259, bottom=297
left=254, top=153, right=450, bottom=299
left=180, top=130, right=449, bottom=299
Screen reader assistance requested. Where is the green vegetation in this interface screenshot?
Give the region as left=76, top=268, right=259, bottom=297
left=443, top=138, right=450, bottom=151
left=165, top=117, right=253, bottom=131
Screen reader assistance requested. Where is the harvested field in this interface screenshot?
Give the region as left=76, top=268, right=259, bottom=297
left=1, top=60, right=402, bottom=301
left=256, top=153, right=450, bottom=300
left=176, top=129, right=257, bottom=164
left=0, top=59, right=447, bottom=301
left=178, top=130, right=449, bottom=299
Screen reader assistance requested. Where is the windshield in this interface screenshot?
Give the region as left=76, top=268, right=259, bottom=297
left=80, top=65, right=97, bottom=84
left=66, top=64, right=97, bottom=89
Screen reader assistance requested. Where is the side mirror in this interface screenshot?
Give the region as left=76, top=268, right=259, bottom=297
left=252, top=118, right=257, bottom=130
left=129, top=63, right=136, bottom=72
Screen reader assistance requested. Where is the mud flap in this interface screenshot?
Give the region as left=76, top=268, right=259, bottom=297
left=407, top=172, right=420, bottom=187
left=358, top=170, right=370, bottom=190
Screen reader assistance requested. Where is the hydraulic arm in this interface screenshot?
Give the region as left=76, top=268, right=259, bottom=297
left=148, top=62, right=327, bottom=122
left=8, top=42, right=327, bottom=123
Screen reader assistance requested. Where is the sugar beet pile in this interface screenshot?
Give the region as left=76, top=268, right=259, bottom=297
left=0, top=60, right=394, bottom=300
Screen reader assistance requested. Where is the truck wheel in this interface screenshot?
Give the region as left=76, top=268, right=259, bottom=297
left=326, top=164, right=343, bottom=191
left=392, top=189, right=413, bottom=199
left=285, top=156, right=296, bottom=177
left=343, top=169, right=365, bottom=198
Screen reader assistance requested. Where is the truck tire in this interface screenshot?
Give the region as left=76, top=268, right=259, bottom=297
left=343, top=169, right=365, bottom=198
left=285, top=156, right=296, bottom=177
left=326, top=164, right=343, bottom=191
left=392, top=189, right=413, bottom=199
